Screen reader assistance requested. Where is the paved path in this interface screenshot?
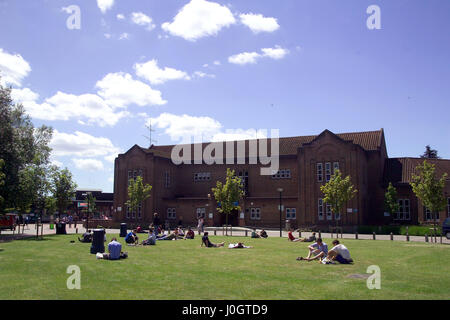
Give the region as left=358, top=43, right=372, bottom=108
left=2, top=223, right=449, bottom=244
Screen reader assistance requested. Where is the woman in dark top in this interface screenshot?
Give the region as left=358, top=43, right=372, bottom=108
left=201, top=232, right=224, bottom=248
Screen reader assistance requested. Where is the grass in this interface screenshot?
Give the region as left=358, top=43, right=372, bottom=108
left=0, top=234, right=449, bottom=300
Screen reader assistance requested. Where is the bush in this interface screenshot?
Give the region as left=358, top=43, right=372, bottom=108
left=357, top=225, right=442, bottom=236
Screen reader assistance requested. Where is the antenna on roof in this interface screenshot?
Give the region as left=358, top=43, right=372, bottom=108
left=143, top=120, right=157, bottom=148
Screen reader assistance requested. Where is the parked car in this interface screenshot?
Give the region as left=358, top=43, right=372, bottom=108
left=0, top=214, right=17, bottom=231
left=443, top=217, right=450, bottom=239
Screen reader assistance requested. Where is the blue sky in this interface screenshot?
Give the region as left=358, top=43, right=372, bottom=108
left=1, top=0, right=449, bottom=192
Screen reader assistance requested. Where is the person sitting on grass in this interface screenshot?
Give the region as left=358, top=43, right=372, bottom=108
left=102, top=237, right=128, bottom=260
left=228, top=242, right=253, bottom=249
left=177, top=227, right=185, bottom=237
left=251, top=229, right=261, bottom=238
left=288, top=228, right=301, bottom=242
left=298, top=232, right=316, bottom=242
left=259, top=229, right=268, bottom=238
left=201, top=232, right=224, bottom=248
left=141, top=228, right=156, bottom=245
left=296, top=238, right=328, bottom=261
left=125, top=229, right=139, bottom=245
left=321, top=240, right=353, bottom=264
left=184, top=227, right=195, bottom=240
left=78, top=230, right=92, bottom=243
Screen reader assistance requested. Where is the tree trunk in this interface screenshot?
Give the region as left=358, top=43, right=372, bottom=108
left=225, top=212, right=228, bottom=236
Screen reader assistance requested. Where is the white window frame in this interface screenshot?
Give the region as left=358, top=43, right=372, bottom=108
left=196, top=207, right=206, bottom=219
left=425, top=206, right=439, bottom=222
left=286, top=208, right=296, bottom=220
left=167, top=208, right=176, bottom=220
left=333, top=162, right=339, bottom=174
left=194, top=172, right=211, bottom=182
left=272, top=169, right=291, bottom=179
left=326, top=203, right=332, bottom=220
left=325, top=162, right=331, bottom=182
left=318, top=199, right=324, bottom=221
left=317, top=163, right=323, bottom=182
left=250, top=208, right=261, bottom=220
left=396, top=199, right=410, bottom=220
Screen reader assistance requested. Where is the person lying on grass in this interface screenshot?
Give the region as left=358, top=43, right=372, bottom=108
left=228, top=242, right=253, bottom=249
left=320, top=240, right=353, bottom=264
left=288, top=228, right=301, bottom=242
left=141, top=227, right=156, bottom=245
left=101, top=237, right=128, bottom=260
left=299, top=232, right=316, bottom=242
left=125, top=229, right=139, bottom=245
left=296, top=238, right=328, bottom=261
left=156, top=228, right=183, bottom=241
left=184, top=227, right=195, bottom=240
left=201, top=232, right=224, bottom=248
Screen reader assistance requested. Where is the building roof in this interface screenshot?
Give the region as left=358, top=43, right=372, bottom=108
left=144, top=129, right=385, bottom=159
left=385, top=157, right=450, bottom=184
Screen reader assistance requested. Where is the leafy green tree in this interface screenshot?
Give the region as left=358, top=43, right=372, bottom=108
left=384, top=182, right=400, bottom=220
left=0, top=81, right=53, bottom=213
left=211, top=168, right=244, bottom=235
left=410, top=160, right=447, bottom=242
left=0, top=159, right=5, bottom=208
left=51, top=168, right=77, bottom=218
left=420, top=145, right=440, bottom=159
left=126, top=176, right=152, bottom=227
left=320, top=169, right=357, bottom=227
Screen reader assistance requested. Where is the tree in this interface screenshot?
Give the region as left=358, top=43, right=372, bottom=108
left=211, top=168, right=244, bottom=236
left=384, top=182, right=400, bottom=220
left=421, top=145, right=440, bottom=159
left=0, top=159, right=5, bottom=208
left=126, top=176, right=152, bottom=228
left=410, top=160, right=447, bottom=242
left=320, top=169, right=358, bottom=228
left=0, top=81, right=54, bottom=213
left=51, top=168, right=77, bottom=218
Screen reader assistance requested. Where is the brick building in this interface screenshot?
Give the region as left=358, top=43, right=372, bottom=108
left=113, top=129, right=450, bottom=230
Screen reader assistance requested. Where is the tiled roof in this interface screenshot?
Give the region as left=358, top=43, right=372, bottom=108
left=385, top=158, right=450, bottom=184
left=147, top=129, right=384, bottom=158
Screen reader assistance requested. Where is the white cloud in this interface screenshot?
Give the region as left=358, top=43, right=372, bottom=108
left=161, top=0, right=236, bottom=41
left=239, top=13, right=280, bottom=33
left=116, top=13, right=125, bottom=20
left=228, top=45, right=289, bottom=65
left=261, top=45, right=289, bottom=60
left=51, top=130, right=121, bottom=162
left=104, top=33, right=112, bottom=39
left=213, top=60, right=221, bottom=66
left=96, top=72, right=167, bottom=107
left=73, top=158, right=104, bottom=171
left=97, top=0, right=114, bottom=14
left=12, top=90, right=129, bottom=127
left=50, top=159, right=63, bottom=168
left=118, top=32, right=130, bottom=40
left=193, top=71, right=215, bottom=79
left=149, top=113, right=267, bottom=142
left=130, top=12, right=156, bottom=31
left=0, top=48, right=31, bottom=87
left=150, top=113, right=222, bottom=141
left=134, top=59, right=191, bottom=85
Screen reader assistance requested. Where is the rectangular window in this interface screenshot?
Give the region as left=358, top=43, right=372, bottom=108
left=126, top=206, right=130, bottom=219
left=317, top=163, right=323, bottom=182
left=326, top=204, right=332, bottom=220
left=194, top=172, right=211, bottom=182
left=164, top=171, right=171, bottom=188
left=196, top=207, right=206, bottom=219
left=333, top=162, right=339, bottom=174
left=425, top=206, right=439, bottom=221
left=397, top=199, right=404, bottom=220
left=318, top=199, right=324, bottom=221
left=137, top=203, right=142, bottom=219
left=325, top=162, right=331, bottom=182
left=167, top=208, right=176, bottom=219
left=272, top=169, right=291, bottom=179
left=286, top=208, right=296, bottom=220
left=250, top=208, right=261, bottom=220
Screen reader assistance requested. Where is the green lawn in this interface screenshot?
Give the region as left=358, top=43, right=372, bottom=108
left=0, top=234, right=449, bottom=300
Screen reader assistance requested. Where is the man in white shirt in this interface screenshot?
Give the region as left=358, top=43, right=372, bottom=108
left=326, top=240, right=353, bottom=264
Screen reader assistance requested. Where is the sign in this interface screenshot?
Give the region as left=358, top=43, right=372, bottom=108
left=77, top=202, right=88, bottom=208
left=240, top=212, right=244, bottom=219
left=208, top=213, right=213, bottom=219
left=278, top=205, right=284, bottom=211
left=347, top=208, right=352, bottom=213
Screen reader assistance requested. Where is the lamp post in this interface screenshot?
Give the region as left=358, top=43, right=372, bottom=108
left=82, top=192, right=91, bottom=232
left=277, top=188, right=283, bottom=237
